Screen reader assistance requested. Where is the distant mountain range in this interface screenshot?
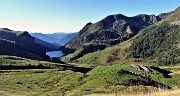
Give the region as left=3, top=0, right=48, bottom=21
left=30, top=32, right=78, bottom=46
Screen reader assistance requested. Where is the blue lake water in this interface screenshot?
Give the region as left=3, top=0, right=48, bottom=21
left=46, top=51, right=64, bottom=58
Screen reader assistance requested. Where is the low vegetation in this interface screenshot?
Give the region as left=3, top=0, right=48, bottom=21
left=65, top=21, right=180, bottom=66
left=130, top=22, right=180, bottom=65
left=77, top=40, right=131, bottom=65
left=1, top=55, right=180, bottom=96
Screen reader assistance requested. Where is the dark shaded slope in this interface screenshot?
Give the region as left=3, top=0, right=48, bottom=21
left=34, top=37, right=59, bottom=50
left=0, top=28, right=51, bottom=61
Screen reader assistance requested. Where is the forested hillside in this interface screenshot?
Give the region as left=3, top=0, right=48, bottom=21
left=61, top=7, right=180, bottom=66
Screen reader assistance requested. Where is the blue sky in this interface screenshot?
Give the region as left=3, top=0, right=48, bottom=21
left=0, top=0, right=179, bottom=33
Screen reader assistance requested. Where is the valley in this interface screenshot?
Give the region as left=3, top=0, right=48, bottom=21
left=0, top=2, right=179, bottom=96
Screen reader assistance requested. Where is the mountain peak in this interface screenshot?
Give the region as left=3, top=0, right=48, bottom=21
left=85, top=22, right=93, bottom=27
left=0, top=28, right=13, bottom=31
left=103, top=14, right=127, bottom=21
left=16, top=31, right=32, bottom=38
left=114, top=14, right=127, bottom=20
left=135, top=14, right=155, bottom=17
left=134, top=14, right=160, bottom=24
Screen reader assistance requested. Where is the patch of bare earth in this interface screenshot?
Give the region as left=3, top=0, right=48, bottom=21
left=171, top=20, right=180, bottom=25
left=177, top=43, right=180, bottom=48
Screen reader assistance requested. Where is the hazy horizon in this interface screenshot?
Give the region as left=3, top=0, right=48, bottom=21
left=29, top=31, right=77, bottom=34
left=0, top=0, right=180, bottom=33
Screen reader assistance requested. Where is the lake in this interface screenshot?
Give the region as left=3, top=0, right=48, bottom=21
left=46, top=51, right=64, bottom=59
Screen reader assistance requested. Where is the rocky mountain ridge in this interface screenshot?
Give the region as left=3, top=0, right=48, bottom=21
left=65, top=14, right=161, bottom=50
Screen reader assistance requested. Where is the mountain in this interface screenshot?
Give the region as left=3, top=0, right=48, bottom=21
left=30, top=32, right=77, bottom=46
left=0, top=28, right=54, bottom=61
left=30, top=33, right=57, bottom=44
left=129, top=7, right=180, bottom=65
left=55, top=33, right=78, bottom=46
left=60, top=7, right=180, bottom=65
left=65, top=14, right=161, bottom=50
left=34, top=37, right=59, bottom=50
left=60, top=13, right=162, bottom=60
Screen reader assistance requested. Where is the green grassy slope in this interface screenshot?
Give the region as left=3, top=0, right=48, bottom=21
left=66, top=32, right=154, bottom=65
left=1, top=55, right=180, bottom=96
left=130, top=21, right=180, bottom=65
left=77, top=40, right=131, bottom=65
left=75, top=22, right=180, bottom=66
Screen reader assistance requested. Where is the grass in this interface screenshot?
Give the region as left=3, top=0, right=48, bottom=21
left=60, top=50, right=82, bottom=63
left=1, top=55, right=180, bottom=96
left=77, top=40, right=131, bottom=65
left=0, top=55, right=40, bottom=66
left=72, top=32, right=157, bottom=66
left=60, top=33, right=134, bottom=65
left=84, top=89, right=180, bottom=96
left=0, top=69, right=84, bottom=96
left=0, top=63, right=138, bottom=95
left=166, top=8, right=180, bottom=22
left=159, top=65, right=180, bottom=88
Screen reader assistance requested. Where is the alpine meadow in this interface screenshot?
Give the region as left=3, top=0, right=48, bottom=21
left=0, top=1, right=180, bottom=96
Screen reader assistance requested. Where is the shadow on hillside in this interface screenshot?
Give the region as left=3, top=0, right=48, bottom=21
left=121, top=70, right=171, bottom=89
left=125, top=79, right=171, bottom=89
left=0, top=63, right=93, bottom=73
left=42, top=63, right=93, bottom=73
left=0, top=65, right=51, bottom=70
left=150, top=67, right=172, bottom=78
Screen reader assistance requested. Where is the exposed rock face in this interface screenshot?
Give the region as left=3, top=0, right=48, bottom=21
left=171, top=20, right=180, bottom=25
left=64, top=14, right=161, bottom=53
left=125, top=26, right=133, bottom=34
left=0, top=28, right=52, bottom=61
